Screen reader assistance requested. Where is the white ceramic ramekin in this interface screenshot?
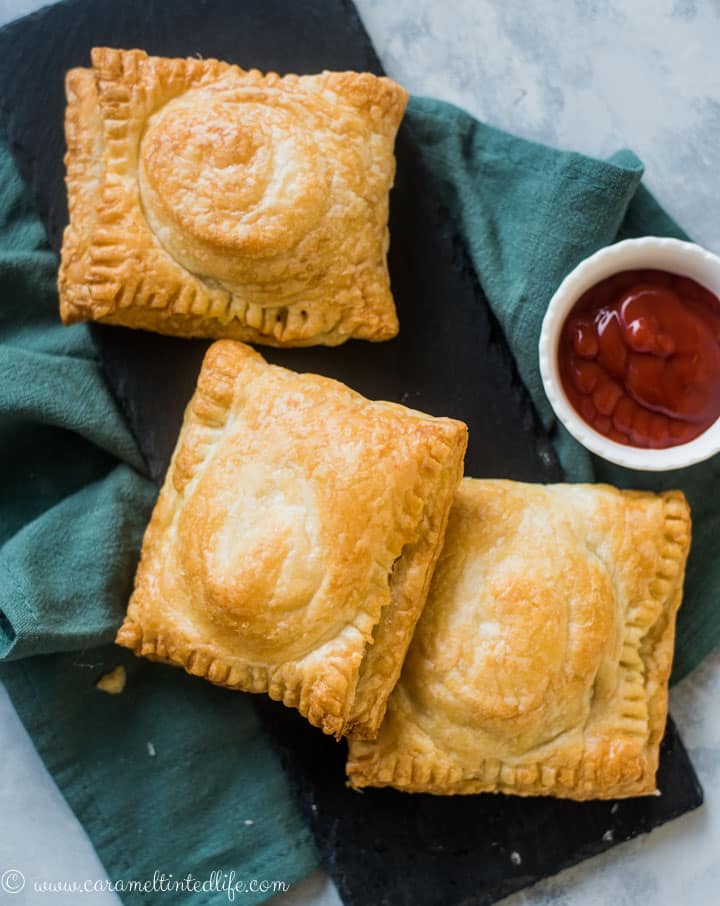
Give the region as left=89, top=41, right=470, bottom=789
left=539, top=236, right=720, bottom=470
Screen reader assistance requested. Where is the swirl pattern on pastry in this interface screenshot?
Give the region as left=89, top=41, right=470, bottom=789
left=141, top=80, right=337, bottom=278
left=59, top=49, right=408, bottom=346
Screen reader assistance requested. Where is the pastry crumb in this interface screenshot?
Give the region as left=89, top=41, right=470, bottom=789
left=509, top=851, right=522, bottom=866
left=243, top=819, right=254, bottom=827
left=610, top=803, right=620, bottom=815
left=602, top=830, right=614, bottom=843
left=96, top=665, right=127, bottom=695
left=146, top=742, right=157, bottom=757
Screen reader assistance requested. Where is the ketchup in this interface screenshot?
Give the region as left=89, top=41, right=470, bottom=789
left=558, top=269, right=720, bottom=448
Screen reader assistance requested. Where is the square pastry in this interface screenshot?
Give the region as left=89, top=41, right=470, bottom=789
left=347, top=479, right=691, bottom=799
left=116, top=341, right=467, bottom=738
left=59, top=48, right=408, bottom=346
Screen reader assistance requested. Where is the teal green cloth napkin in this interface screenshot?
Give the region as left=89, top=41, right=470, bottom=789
left=406, top=96, right=719, bottom=682
left=1, top=94, right=718, bottom=905
left=0, top=144, right=317, bottom=904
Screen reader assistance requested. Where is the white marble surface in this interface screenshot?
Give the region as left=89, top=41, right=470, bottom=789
left=1, top=1, right=719, bottom=905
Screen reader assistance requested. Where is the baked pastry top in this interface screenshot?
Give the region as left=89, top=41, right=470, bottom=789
left=59, top=48, right=407, bottom=347
left=116, top=340, right=467, bottom=738
left=347, top=478, right=691, bottom=799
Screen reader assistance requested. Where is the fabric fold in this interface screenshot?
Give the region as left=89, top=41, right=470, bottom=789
left=0, top=465, right=156, bottom=660
left=1, top=346, right=148, bottom=467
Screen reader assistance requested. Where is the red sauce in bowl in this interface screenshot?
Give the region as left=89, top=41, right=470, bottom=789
left=558, top=269, right=720, bottom=448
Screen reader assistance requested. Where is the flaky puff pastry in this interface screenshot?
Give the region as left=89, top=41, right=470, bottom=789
left=59, top=48, right=408, bottom=346
left=347, top=479, right=691, bottom=799
left=116, top=341, right=467, bottom=738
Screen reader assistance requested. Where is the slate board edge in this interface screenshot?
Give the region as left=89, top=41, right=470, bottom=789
left=259, top=700, right=703, bottom=906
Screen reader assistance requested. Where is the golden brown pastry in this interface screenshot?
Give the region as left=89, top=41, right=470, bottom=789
left=116, top=341, right=467, bottom=738
left=59, top=48, right=407, bottom=346
left=347, top=479, right=691, bottom=799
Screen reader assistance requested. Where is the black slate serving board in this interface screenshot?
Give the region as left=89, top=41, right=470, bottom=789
left=0, top=1, right=703, bottom=904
